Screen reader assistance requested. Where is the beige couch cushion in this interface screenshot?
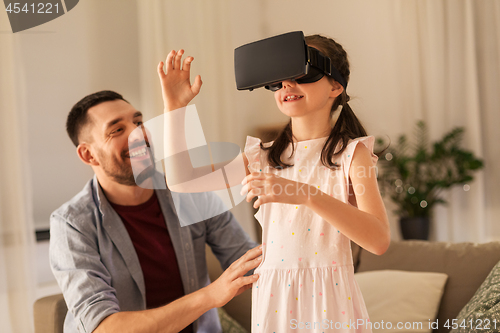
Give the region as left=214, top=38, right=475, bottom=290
left=355, top=270, right=448, bottom=332
left=33, top=293, right=67, bottom=333
left=356, top=241, right=500, bottom=333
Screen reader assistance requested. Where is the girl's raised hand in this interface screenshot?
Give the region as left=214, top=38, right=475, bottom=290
left=157, top=49, right=203, bottom=112
left=241, top=172, right=315, bottom=208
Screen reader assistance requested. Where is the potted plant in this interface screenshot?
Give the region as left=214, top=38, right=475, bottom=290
left=376, top=121, right=484, bottom=240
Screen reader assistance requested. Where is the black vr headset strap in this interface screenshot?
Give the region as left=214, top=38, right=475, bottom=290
left=308, top=47, right=347, bottom=89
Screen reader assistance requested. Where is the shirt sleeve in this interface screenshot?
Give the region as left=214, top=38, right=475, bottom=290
left=204, top=209, right=259, bottom=275
left=49, top=213, right=120, bottom=333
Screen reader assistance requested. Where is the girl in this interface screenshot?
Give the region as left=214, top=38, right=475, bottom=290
left=158, top=34, right=390, bottom=333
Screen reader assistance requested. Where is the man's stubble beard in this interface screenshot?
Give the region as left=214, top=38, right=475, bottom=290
left=97, top=147, right=155, bottom=187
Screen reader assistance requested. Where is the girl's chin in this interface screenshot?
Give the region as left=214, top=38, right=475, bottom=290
left=280, top=110, right=315, bottom=119
left=278, top=106, right=306, bottom=118
left=278, top=105, right=333, bottom=119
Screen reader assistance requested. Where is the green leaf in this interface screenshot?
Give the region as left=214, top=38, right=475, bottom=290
left=375, top=121, right=484, bottom=218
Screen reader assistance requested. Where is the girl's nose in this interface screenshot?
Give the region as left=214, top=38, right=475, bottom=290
left=281, top=79, right=296, bottom=89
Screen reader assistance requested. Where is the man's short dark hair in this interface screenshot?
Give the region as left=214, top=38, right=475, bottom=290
left=66, top=90, right=128, bottom=147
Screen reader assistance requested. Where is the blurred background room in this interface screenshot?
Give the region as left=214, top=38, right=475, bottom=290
left=1, top=0, right=499, bottom=332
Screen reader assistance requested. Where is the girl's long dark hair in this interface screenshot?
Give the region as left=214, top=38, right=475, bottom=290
left=262, top=34, right=368, bottom=169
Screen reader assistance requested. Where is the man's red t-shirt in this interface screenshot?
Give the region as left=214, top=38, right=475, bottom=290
left=110, top=192, right=193, bottom=332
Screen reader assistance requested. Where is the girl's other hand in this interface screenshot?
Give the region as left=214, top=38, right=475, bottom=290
left=157, top=49, right=203, bottom=112
left=241, top=172, right=314, bottom=208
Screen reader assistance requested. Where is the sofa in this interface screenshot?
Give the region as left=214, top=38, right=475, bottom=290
left=34, top=240, right=500, bottom=333
left=351, top=240, right=500, bottom=333
left=208, top=240, right=500, bottom=333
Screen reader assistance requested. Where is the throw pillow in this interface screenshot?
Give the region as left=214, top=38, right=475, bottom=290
left=354, top=270, right=448, bottom=333
left=450, top=260, right=500, bottom=333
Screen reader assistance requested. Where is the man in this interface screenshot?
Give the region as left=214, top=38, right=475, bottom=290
left=50, top=90, right=261, bottom=333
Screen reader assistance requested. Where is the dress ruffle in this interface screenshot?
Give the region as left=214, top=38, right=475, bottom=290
left=244, top=136, right=264, bottom=173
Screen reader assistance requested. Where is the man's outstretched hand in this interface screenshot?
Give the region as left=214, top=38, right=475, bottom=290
left=157, top=49, right=203, bottom=112
left=94, top=245, right=262, bottom=333
left=204, top=245, right=262, bottom=308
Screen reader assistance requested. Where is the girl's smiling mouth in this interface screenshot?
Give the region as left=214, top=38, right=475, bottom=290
left=284, top=94, right=304, bottom=102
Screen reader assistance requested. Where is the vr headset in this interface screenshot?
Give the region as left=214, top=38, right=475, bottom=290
left=234, top=31, right=347, bottom=91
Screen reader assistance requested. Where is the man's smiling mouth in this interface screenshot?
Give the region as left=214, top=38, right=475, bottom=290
left=129, top=147, right=147, bottom=158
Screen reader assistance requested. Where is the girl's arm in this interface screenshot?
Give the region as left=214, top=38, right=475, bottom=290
left=242, top=144, right=390, bottom=255
left=306, top=143, right=390, bottom=255
left=158, top=49, right=249, bottom=192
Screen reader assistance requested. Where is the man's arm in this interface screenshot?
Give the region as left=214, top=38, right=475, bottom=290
left=205, top=207, right=260, bottom=273
left=50, top=209, right=261, bottom=333
left=50, top=212, right=121, bottom=333
left=94, top=245, right=262, bottom=333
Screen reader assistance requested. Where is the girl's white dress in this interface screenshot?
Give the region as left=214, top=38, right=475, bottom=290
left=244, top=135, right=376, bottom=333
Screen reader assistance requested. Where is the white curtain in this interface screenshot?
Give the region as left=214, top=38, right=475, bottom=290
left=0, top=17, right=37, bottom=333
left=136, top=0, right=500, bottom=243
left=391, top=0, right=500, bottom=242
left=136, top=0, right=265, bottom=240
left=136, top=0, right=243, bottom=141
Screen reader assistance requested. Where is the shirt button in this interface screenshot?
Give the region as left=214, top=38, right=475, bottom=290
left=185, top=243, right=190, bottom=251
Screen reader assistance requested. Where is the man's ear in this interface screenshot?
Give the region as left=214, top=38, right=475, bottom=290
left=77, top=143, right=99, bottom=166
left=329, top=81, right=344, bottom=99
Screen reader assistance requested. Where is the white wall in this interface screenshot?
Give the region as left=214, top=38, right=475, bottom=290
left=13, top=0, right=141, bottom=230
left=6, top=0, right=141, bottom=295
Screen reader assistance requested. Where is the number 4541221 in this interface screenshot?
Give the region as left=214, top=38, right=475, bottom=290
left=444, top=318, right=497, bottom=330
left=5, top=2, right=60, bottom=14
